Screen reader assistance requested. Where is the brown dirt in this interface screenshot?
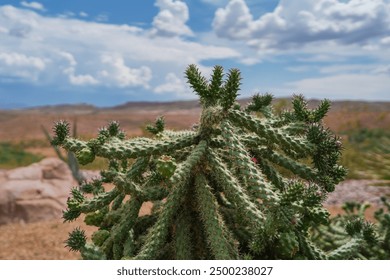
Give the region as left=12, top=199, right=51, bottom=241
left=0, top=202, right=153, bottom=260
left=0, top=108, right=201, bottom=143
left=0, top=218, right=94, bottom=260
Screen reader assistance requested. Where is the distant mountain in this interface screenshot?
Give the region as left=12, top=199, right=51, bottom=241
left=110, top=100, right=201, bottom=111
left=0, top=102, right=29, bottom=110
left=109, top=98, right=390, bottom=113
left=1, top=98, right=389, bottom=113
left=1, top=103, right=98, bottom=114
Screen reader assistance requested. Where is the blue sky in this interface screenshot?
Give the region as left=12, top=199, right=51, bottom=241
left=0, top=0, right=390, bottom=108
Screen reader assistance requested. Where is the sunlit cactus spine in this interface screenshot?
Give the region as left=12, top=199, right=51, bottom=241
left=53, top=64, right=376, bottom=260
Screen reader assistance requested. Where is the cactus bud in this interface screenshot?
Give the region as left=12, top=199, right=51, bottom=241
left=76, top=147, right=95, bottom=165
left=66, top=227, right=86, bottom=252
left=156, top=155, right=177, bottom=178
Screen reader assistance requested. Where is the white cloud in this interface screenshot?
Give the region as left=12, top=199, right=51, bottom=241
left=79, top=12, right=88, bottom=18
left=69, top=73, right=99, bottom=86
left=151, top=0, right=193, bottom=37
left=213, top=0, right=390, bottom=51
left=20, top=1, right=45, bottom=11
left=274, top=73, right=390, bottom=101
left=59, top=52, right=99, bottom=86
left=100, top=54, right=152, bottom=88
left=0, top=52, right=45, bottom=70
left=381, top=36, right=390, bottom=46
left=372, top=65, right=390, bottom=75
left=0, top=4, right=238, bottom=91
left=154, top=72, right=193, bottom=98
left=0, top=52, right=46, bottom=81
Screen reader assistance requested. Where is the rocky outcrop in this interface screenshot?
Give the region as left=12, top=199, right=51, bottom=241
left=0, top=158, right=77, bottom=225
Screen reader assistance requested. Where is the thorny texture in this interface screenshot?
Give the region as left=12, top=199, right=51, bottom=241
left=53, top=64, right=388, bottom=260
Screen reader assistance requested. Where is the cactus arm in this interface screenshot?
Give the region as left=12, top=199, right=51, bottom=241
left=244, top=93, right=273, bottom=115
left=229, top=109, right=312, bottom=156
left=209, top=65, right=224, bottom=101
left=256, top=158, right=287, bottom=191
left=113, top=174, right=144, bottom=197
left=77, top=188, right=120, bottom=214
left=255, top=148, right=318, bottom=182
left=64, top=188, right=119, bottom=222
left=298, top=235, right=328, bottom=260
left=61, top=137, right=89, bottom=153
left=238, top=134, right=271, bottom=148
left=161, top=130, right=197, bottom=139
left=220, top=120, right=280, bottom=207
left=41, top=124, right=67, bottom=161
left=327, top=238, right=363, bottom=260
left=207, top=148, right=266, bottom=227
left=195, top=174, right=239, bottom=259
left=111, top=193, right=126, bottom=210
left=134, top=141, right=207, bottom=259
left=97, top=134, right=198, bottom=160
left=185, top=64, right=210, bottom=106
left=220, top=68, right=241, bottom=110
left=142, top=183, right=169, bottom=201
left=125, top=157, right=150, bottom=179
left=122, top=230, right=136, bottom=257
left=107, top=198, right=142, bottom=259
left=174, top=208, right=194, bottom=260
left=80, top=244, right=106, bottom=260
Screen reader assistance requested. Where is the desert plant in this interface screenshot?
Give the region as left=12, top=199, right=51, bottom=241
left=53, top=65, right=376, bottom=259
left=42, top=119, right=85, bottom=184
left=312, top=198, right=390, bottom=259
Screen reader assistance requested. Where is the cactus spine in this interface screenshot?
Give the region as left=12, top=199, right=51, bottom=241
left=53, top=64, right=379, bottom=260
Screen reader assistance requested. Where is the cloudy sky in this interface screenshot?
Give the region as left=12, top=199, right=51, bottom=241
left=0, top=0, right=389, bottom=108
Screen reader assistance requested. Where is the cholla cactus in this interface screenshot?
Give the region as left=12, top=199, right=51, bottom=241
left=312, top=198, right=390, bottom=260
left=53, top=64, right=376, bottom=260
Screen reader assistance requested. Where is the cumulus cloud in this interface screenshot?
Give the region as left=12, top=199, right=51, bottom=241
left=20, top=1, right=45, bottom=11
left=154, top=72, right=193, bottom=98
left=0, top=4, right=238, bottom=91
left=100, top=54, right=152, bottom=88
left=0, top=52, right=46, bottom=81
left=68, top=73, right=99, bottom=86
left=274, top=73, right=390, bottom=101
left=151, top=0, right=194, bottom=37
left=213, top=0, right=390, bottom=51
left=0, top=52, right=45, bottom=70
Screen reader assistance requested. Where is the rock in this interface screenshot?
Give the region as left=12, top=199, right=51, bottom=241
left=0, top=158, right=76, bottom=225
left=325, top=180, right=390, bottom=206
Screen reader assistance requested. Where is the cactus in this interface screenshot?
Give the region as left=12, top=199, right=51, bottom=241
left=54, top=64, right=379, bottom=259
left=311, top=198, right=390, bottom=259
left=42, top=119, right=85, bottom=184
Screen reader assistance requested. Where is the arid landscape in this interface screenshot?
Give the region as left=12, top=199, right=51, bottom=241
left=0, top=98, right=389, bottom=259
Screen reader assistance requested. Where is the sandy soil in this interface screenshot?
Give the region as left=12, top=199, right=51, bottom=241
left=0, top=218, right=94, bottom=260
